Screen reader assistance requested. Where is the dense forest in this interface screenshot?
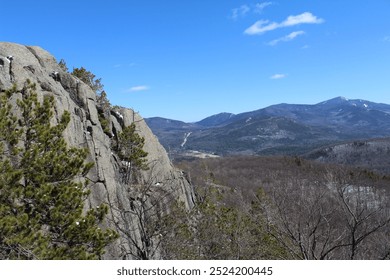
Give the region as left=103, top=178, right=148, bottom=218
left=174, top=156, right=390, bottom=259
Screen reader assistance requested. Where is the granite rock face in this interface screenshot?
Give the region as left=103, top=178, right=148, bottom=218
left=0, top=42, right=195, bottom=259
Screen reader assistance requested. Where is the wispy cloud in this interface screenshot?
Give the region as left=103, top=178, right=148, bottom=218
left=231, top=2, right=273, bottom=20
left=268, top=31, right=305, bottom=46
left=127, top=85, right=150, bottom=92
left=245, top=12, right=324, bottom=35
left=254, top=2, right=273, bottom=14
left=231, top=5, right=250, bottom=20
left=270, top=74, right=287, bottom=79
left=383, top=36, right=390, bottom=42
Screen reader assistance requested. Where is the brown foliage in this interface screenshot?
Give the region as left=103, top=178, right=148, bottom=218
left=176, top=156, right=390, bottom=259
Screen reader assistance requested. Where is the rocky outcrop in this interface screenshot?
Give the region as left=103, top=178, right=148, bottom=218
left=0, top=42, right=195, bottom=259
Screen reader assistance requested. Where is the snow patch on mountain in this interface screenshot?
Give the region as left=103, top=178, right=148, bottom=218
left=181, top=132, right=192, bottom=147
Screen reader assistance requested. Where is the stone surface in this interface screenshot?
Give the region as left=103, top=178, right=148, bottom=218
left=0, top=42, right=195, bottom=259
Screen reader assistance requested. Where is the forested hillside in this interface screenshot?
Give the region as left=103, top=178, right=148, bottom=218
left=176, top=156, right=390, bottom=259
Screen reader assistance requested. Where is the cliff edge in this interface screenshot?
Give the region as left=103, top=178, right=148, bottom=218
left=0, top=42, right=195, bottom=259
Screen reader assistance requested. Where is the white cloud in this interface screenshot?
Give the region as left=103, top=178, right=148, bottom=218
left=383, top=36, right=390, bottom=42
left=127, top=85, right=150, bottom=92
left=245, top=20, right=278, bottom=34
left=283, top=12, right=324, bottom=26
left=245, top=12, right=324, bottom=35
left=254, top=2, right=273, bottom=14
left=268, top=31, right=305, bottom=46
left=270, top=74, right=287, bottom=79
left=231, top=5, right=250, bottom=20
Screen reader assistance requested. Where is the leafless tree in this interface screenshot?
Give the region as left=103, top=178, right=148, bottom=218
left=107, top=161, right=189, bottom=259
left=264, top=169, right=390, bottom=259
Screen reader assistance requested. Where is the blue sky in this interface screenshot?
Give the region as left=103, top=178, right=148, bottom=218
left=2, top=0, right=390, bottom=122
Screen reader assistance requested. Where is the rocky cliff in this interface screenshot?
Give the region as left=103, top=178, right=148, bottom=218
left=0, top=42, right=195, bottom=259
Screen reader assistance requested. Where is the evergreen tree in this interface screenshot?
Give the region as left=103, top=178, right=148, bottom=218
left=0, top=81, right=117, bottom=259
left=96, top=91, right=112, bottom=136
left=71, top=67, right=103, bottom=95
left=71, top=67, right=111, bottom=135
left=117, top=123, right=149, bottom=184
left=58, top=59, right=68, bottom=72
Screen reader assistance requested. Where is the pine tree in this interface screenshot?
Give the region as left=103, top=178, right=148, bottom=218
left=71, top=66, right=111, bottom=136
left=71, top=67, right=103, bottom=95
left=0, top=81, right=117, bottom=259
left=117, top=123, right=149, bottom=184
left=58, top=59, right=68, bottom=72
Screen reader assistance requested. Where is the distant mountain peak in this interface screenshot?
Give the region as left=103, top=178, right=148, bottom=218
left=318, top=96, right=350, bottom=105
left=196, top=112, right=236, bottom=127
left=331, top=96, right=349, bottom=101
left=317, top=97, right=375, bottom=110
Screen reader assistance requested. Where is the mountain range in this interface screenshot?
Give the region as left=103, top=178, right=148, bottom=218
left=146, top=97, right=390, bottom=158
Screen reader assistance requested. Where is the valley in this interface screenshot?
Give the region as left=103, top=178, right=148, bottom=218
left=150, top=97, right=390, bottom=259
